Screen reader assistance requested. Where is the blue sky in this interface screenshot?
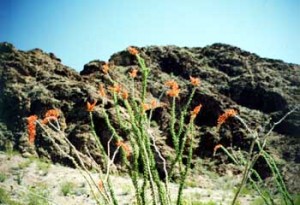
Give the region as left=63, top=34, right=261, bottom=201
left=1, top=0, right=299, bottom=71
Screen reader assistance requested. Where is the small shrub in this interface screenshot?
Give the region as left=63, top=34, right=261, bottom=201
left=18, top=159, right=32, bottom=169
left=36, top=160, right=51, bottom=175
left=27, top=186, right=50, bottom=205
left=60, top=181, right=76, bottom=196
left=15, top=172, right=23, bottom=185
left=0, top=187, right=23, bottom=205
left=238, top=185, right=254, bottom=196
left=184, top=180, right=198, bottom=188
left=250, top=198, right=265, bottom=205
left=0, top=173, right=7, bottom=182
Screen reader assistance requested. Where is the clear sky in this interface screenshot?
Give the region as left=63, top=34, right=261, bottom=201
left=1, top=0, right=299, bottom=71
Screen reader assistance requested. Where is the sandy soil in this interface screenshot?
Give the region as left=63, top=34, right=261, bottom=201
left=0, top=152, right=258, bottom=205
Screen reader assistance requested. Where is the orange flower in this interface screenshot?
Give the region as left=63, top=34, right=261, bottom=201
left=121, top=89, right=129, bottom=100
left=45, top=109, right=60, bottom=118
left=129, top=68, right=138, bottom=78
left=102, top=62, right=109, bottom=74
left=142, top=100, right=158, bottom=112
left=190, top=76, right=201, bottom=86
left=213, top=144, right=223, bottom=155
left=166, top=87, right=180, bottom=98
left=99, top=84, right=106, bottom=98
left=87, top=100, right=97, bottom=112
left=127, top=46, right=139, bottom=55
left=150, top=99, right=157, bottom=108
left=116, top=140, right=131, bottom=157
left=190, top=103, right=202, bottom=120
left=109, top=84, right=121, bottom=94
left=42, top=109, right=60, bottom=124
left=165, top=80, right=179, bottom=89
left=142, top=103, right=151, bottom=112
left=27, top=115, right=38, bottom=144
left=98, top=180, right=104, bottom=192
left=217, top=109, right=238, bottom=127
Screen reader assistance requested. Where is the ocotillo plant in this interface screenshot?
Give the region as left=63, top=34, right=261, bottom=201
left=26, top=47, right=203, bottom=205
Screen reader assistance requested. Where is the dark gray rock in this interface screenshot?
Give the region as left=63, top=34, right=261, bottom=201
left=0, top=42, right=299, bottom=192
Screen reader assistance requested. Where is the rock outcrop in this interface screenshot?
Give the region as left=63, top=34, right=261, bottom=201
left=0, top=42, right=299, bottom=192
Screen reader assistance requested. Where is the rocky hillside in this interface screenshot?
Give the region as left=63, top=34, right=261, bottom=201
left=0, top=42, right=299, bottom=192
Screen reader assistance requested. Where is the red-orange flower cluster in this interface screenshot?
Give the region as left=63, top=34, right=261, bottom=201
left=109, top=84, right=122, bottom=94
left=166, top=88, right=180, bottom=98
left=189, top=76, right=201, bottom=86
left=121, top=89, right=129, bottom=100
left=165, top=80, right=179, bottom=89
left=87, top=100, right=97, bottom=112
left=217, top=109, right=238, bottom=127
left=42, top=109, right=60, bottom=124
left=98, top=180, right=104, bottom=191
left=127, top=46, right=139, bottom=56
left=27, top=115, right=38, bottom=144
left=142, top=99, right=159, bottom=112
left=150, top=99, right=157, bottom=108
left=190, top=103, right=202, bottom=120
left=213, top=144, right=223, bottom=155
left=129, top=68, right=138, bottom=78
left=107, top=84, right=131, bottom=100
left=165, top=80, right=180, bottom=98
left=99, top=84, right=106, bottom=98
left=116, top=140, right=131, bottom=158
left=142, top=103, right=151, bottom=112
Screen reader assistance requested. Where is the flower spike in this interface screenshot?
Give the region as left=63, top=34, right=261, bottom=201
left=129, top=68, right=138, bottom=78
left=42, top=109, right=60, bottom=124
left=217, top=109, right=238, bottom=127
left=191, top=103, right=202, bottom=120
left=27, top=115, right=38, bottom=144
left=190, top=76, right=201, bottom=86
left=127, top=46, right=139, bottom=56
left=99, top=84, right=106, bottom=98
left=166, top=88, right=180, bottom=98
left=87, top=100, right=97, bottom=112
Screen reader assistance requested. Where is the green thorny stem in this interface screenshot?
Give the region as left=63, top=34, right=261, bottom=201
left=170, top=97, right=179, bottom=152
left=131, top=53, right=169, bottom=204
left=177, top=87, right=197, bottom=139
left=37, top=120, right=108, bottom=205
left=237, top=150, right=274, bottom=205
left=124, top=71, right=157, bottom=203
left=248, top=137, right=293, bottom=205
left=262, top=151, right=294, bottom=205
left=177, top=123, right=195, bottom=205
left=136, top=54, right=150, bottom=103
left=218, top=146, right=275, bottom=205
left=123, top=102, right=145, bottom=205
left=99, top=107, right=140, bottom=205
left=124, top=99, right=151, bottom=204
left=112, top=92, right=125, bottom=128
left=125, top=99, right=167, bottom=205
left=169, top=87, right=197, bottom=177
left=230, top=112, right=295, bottom=205
left=88, top=117, right=119, bottom=205
left=101, top=108, right=130, bottom=168
left=250, top=171, right=275, bottom=205
left=230, top=114, right=260, bottom=205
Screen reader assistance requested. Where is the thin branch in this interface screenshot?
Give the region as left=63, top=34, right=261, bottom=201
left=265, top=106, right=299, bottom=137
